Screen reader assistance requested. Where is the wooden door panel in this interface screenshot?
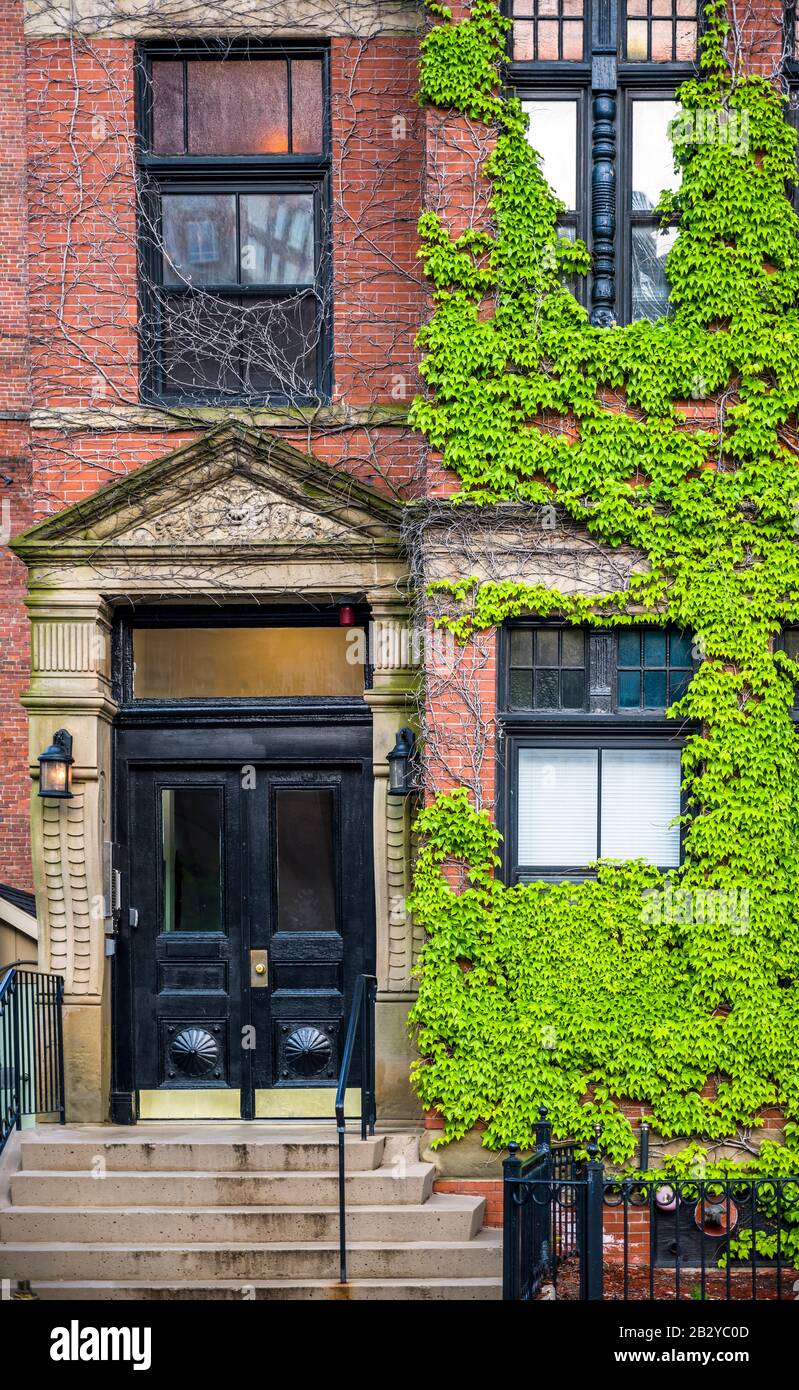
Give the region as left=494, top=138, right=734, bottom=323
left=114, top=720, right=374, bottom=1117
left=247, top=767, right=370, bottom=1092
left=128, top=767, right=243, bottom=1095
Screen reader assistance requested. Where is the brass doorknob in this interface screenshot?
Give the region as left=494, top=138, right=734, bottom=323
left=254, top=962, right=266, bottom=975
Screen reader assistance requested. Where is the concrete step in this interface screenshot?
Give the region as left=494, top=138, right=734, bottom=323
left=20, top=1131, right=384, bottom=1174
left=27, top=1277, right=503, bottom=1301
left=0, top=1194, right=484, bottom=1245
left=0, top=1230, right=502, bottom=1281
left=11, top=1164, right=435, bottom=1209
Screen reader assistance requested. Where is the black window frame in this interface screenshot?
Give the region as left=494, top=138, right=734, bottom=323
left=135, top=40, right=332, bottom=407
left=775, top=627, right=799, bottom=713
left=510, top=81, right=592, bottom=301
left=617, top=76, right=683, bottom=325
left=498, top=619, right=696, bottom=883
left=504, top=0, right=702, bottom=324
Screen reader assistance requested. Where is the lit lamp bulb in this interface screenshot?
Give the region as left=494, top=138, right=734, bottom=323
left=37, top=729, right=74, bottom=799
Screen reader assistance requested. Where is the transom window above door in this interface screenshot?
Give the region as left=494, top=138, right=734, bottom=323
left=138, top=45, right=330, bottom=405
left=117, top=610, right=368, bottom=704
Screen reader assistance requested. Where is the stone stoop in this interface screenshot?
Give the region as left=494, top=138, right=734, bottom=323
left=0, top=1125, right=502, bottom=1301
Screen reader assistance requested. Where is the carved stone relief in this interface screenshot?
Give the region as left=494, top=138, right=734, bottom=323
left=128, top=480, right=351, bottom=547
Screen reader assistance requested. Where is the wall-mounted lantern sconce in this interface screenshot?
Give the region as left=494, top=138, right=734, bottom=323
left=387, top=726, right=418, bottom=797
left=37, top=729, right=74, bottom=799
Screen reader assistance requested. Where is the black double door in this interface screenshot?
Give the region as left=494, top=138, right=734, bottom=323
left=113, top=720, right=374, bottom=1118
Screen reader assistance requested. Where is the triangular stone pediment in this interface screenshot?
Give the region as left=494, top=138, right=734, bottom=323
left=12, top=424, right=402, bottom=561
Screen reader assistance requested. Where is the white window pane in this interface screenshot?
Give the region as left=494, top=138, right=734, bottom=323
left=518, top=749, right=598, bottom=866
left=521, top=100, right=578, bottom=211
left=631, top=100, right=680, bottom=210
left=600, top=749, right=681, bottom=866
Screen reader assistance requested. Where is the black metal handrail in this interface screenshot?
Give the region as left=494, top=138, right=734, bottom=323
left=335, top=973, right=377, bottom=1284
left=1, top=964, right=65, bottom=1156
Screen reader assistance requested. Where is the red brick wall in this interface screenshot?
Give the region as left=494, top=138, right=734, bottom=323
left=331, top=37, right=424, bottom=409
left=434, top=1178, right=504, bottom=1227
left=425, top=626, right=498, bottom=810
left=0, top=2, right=33, bottom=891
left=0, top=25, right=427, bottom=896
left=26, top=38, right=139, bottom=411
left=21, top=35, right=425, bottom=514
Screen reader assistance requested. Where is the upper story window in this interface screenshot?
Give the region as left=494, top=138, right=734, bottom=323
left=505, top=623, right=695, bottom=713
left=511, top=1, right=588, bottom=62
left=509, top=0, right=700, bottom=64
left=507, top=1, right=701, bottom=325
left=137, top=45, right=330, bottom=405
left=501, top=623, right=693, bottom=880
left=622, top=0, right=700, bottom=63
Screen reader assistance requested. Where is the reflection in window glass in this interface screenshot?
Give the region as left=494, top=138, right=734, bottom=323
left=162, top=788, right=223, bottom=932
left=162, top=194, right=237, bottom=286
left=631, top=225, right=678, bottom=321
left=240, top=194, right=315, bottom=285
left=631, top=101, right=680, bottom=210
left=522, top=100, right=578, bottom=211
left=276, top=788, right=337, bottom=932
left=162, top=193, right=315, bottom=289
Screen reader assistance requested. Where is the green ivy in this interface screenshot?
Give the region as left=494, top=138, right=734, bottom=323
left=409, top=1, right=799, bottom=1166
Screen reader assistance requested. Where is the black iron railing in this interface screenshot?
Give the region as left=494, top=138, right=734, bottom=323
left=0, top=962, right=65, bottom=1157
left=503, top=1107, right=603, bottom=1301
left=504, top=1107, right=799, bottom=1301
left=603, top=1171, right=799, bottom=1301
left=335, top=973, right=377, bottom=1284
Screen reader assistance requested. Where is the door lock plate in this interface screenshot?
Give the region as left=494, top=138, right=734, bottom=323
left=250, top=950, right=269, bottom=987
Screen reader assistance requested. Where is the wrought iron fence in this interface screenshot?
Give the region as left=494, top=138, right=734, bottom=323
left=503, top=1107, right=603, bottom=1300
left=503, top=1108, right=799, bottom=1301
left=604, top=1171, right=799, bottom=1302
left=0, top=964, right=65, bottom=1156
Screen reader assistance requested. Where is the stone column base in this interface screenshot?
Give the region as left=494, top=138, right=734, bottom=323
left=375, top=993, right=420, bottom=1123
left=62, top=999, right=110, bottom=1123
